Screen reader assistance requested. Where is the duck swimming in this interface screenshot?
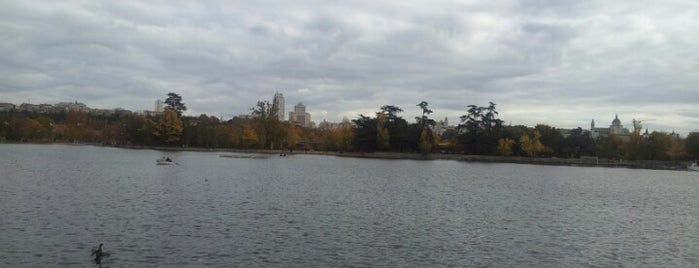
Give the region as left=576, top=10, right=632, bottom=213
left=91, top=243, right=110, bottom=265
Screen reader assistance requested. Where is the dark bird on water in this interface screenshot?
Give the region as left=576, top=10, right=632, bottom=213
left=91, top=243, right=110, bottom=265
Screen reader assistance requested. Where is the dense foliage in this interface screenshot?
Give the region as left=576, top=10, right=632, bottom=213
left=1, top=97, right=696, bottom=161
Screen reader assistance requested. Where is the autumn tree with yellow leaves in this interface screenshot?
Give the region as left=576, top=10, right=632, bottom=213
left=376, top=113, right=390, bottom=151
left=497, top=138, right=515, bottom=157
left=286, top=122, right=300, bottom=150
left=519, top=131, right=545, bottom=157
left=154, top=109, right=184, bottom=144
left=241, top=121, right=259, bottom=148
left=418, top=129, right=432, bottom=154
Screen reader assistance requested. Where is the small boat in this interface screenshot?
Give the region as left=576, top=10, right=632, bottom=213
left=157, top=157, right=176, bottom=165
left=689, top=162, right=699, bottom=171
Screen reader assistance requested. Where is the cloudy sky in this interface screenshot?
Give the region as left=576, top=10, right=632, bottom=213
left=1, top=1, right=698, bottom=134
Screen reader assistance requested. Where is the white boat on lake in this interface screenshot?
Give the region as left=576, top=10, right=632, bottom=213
left=689, top=162, right=699, bottom=171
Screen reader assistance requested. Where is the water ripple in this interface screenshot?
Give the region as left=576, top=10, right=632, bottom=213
left=1, top=144, right=698, bottom=267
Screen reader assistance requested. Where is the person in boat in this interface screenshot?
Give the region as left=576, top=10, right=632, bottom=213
left=91, top=243, right=110, bottom=265
left=165, top=157, right=172, bottom=162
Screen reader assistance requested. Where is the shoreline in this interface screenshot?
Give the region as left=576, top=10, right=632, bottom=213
left=116, top=144, right=690, bottom=171
left=2, top=142, right=691, bottom=171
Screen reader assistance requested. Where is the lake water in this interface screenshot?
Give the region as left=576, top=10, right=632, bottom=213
left=1, top=144, right=698, bottom=267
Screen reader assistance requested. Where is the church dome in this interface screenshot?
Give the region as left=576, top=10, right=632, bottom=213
left=612, top=114, right=621, bottom=126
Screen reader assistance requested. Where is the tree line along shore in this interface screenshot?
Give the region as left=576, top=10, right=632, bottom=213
left=1, top=93, right=698, bottom=169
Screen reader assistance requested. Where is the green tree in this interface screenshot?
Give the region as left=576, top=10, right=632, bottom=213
left=685, top=132, right=699, bottom=159
left=228, top=117, right=247, bottom=148
left=182, top=115, right=225, bottom=148
left=646, top=132, right=674, bottom=160
left=250, top=100, right=285, bottom=149
left=624, top=132, right=646, bottom=160
left=415, top=101, right=437, bottom=154
left=482, top=102, right=503, bottom=131
left=125, top=114, right=156, bottom=145
left=595, top=135, right=625, bottom=160
left=380, top=105, right=403, bottom=122
left=164, top=92, right=187, bottom=116
left=336, top=120, right=353, bottom=152
left=534, top=124, right=563, bottom=156
left=560, top=127, right=595, bottom=158
left=458, top=102, right=503, bottom=155
left=416, top=101, right=435, bottom=128
left=380, top=105, right=412, bottom=151
left=352, top=115, right=378, bottom=152
left=251, top=100, right=278, bottom=120
left=666, top=137, right=686, bottom=160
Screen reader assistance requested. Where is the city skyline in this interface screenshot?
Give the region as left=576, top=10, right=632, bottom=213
left=0, top=98, right=680, bottom=138
left=1, top=1, right=697, bottom=134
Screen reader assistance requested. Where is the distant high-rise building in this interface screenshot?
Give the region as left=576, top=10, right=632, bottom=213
left=155, top=99, right=164, bottom=113
left=290, top=102, right=311, bottom=127
left=273, top=92, right=285, bottom=121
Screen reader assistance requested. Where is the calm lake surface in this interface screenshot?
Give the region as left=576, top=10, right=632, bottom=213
left=1, top=144, right=698, bottom=267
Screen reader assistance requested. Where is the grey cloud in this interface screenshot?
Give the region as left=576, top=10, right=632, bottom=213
left=0, top=0, right=697, bottom=134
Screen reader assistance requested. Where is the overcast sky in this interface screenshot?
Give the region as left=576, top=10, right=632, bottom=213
left=1, top=1, right=698, bottom=134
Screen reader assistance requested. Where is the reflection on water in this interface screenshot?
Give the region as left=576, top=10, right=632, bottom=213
left=1, top=144, right=698, bottom=267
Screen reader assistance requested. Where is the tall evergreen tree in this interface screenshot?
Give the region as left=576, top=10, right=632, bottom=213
left=164, top=92, right=187, bottom=116
left=352, top=115, right=378, bottom=152
left=458, top=102, right=503, bottom=155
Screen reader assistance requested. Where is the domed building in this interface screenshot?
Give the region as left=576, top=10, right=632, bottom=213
left=590, top=114, right=631, bottom=140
